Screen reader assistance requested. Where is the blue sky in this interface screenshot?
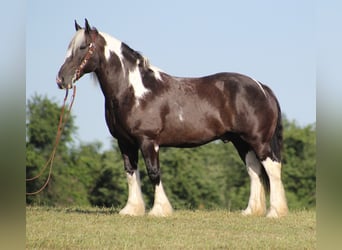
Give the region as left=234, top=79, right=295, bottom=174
left=27, top=0, right=315, bottom=150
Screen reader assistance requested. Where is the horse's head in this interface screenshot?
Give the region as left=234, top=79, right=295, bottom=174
left=56, top=19, right=99, bottom=89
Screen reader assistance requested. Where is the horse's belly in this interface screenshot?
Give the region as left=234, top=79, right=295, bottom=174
left=158, top=117, right=225, bottom=147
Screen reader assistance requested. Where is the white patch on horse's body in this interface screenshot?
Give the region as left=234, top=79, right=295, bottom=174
left=251, top=77, right=267, bottom=97
left=262, top=157, right=288, bottom=218
left=65, top=30, right=85, bottom=60
left=149, top=65, right=163, bottom=81
left=99, top=32, right=124, bottom=69
left=149, top=181, right=173, bottom=217
left=119, top=170, right=145, bottom=216
left=128, top=66, right=150, bottom=100
left=139, top=55, right=163, bottom=81
left=178, top=108, right=184, bottom=122
left=154, top=144, right=159, bottom=152
left=242, top=151, right=266, bottom=216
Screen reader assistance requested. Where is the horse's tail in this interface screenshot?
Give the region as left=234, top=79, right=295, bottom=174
left=260, top=86, right=283, bottom=195
left=271, top=95, right=283, bottom=162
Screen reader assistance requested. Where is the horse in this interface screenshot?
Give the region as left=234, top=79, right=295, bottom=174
left=56, top=19, right=288, bottom=217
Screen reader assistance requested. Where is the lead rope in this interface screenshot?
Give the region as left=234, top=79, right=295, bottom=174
left=26, top=85, right=76, bottom=195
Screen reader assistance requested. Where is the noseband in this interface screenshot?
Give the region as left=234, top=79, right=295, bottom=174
left=72, top=34, right=97, bottom=83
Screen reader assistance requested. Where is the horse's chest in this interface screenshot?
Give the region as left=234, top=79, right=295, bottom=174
left=104, top=99, right=135, bottom=140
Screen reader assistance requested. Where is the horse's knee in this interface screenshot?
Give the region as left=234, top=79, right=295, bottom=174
left=120, top=145, right=139, bottom=174
left=141, top=141, right=161, bottom=185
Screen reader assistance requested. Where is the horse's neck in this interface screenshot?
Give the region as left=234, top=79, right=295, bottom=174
left=95, top=59, right=133, bottom=101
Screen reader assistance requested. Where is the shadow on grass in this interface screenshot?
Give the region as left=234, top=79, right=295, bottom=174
left=27, top=206, right=121, bottom=215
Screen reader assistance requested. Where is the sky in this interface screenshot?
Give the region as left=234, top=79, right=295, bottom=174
left=27, top=0, right=316, bottom=151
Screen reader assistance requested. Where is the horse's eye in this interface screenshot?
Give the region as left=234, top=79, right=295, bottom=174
left=79, top=45, right=87, bottom=50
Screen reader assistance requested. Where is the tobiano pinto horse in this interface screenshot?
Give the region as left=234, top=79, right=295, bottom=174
left=56, top=19, right=288, bottom=217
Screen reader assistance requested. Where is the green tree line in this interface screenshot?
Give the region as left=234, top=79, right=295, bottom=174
left=26, top=95, right=316, bottom=211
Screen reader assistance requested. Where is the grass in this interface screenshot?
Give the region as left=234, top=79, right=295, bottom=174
left=26, top=206, right=316, bottom=249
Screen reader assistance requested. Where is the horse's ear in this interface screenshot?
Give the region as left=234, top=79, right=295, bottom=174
left=75, top=20, right=82, bottom=31
left=85, top=18, right=91, bottom=34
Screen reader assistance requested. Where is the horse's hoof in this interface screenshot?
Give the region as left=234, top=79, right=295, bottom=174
left=266, top=207, right=288, bottom=218
left=119, top=203, right=145, bottom=216
left=242, top=207, right=266, bottom=216
left=241, top=208, right=252, bottom=216
left=148, top=203, right=173, bottom=217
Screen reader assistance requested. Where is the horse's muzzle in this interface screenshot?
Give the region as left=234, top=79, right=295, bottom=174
left=56, top=76, right=72, bottom=89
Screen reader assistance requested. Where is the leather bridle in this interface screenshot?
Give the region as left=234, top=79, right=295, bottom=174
left=71, top=33, right=97, bottom=83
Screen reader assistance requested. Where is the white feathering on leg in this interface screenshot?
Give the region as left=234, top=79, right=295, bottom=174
left=149, top=181, right=173, bottom=217
left=119, top=170, right=145, bottom=216
left=262, top=157, right=288, bottom=218
left=242, top=151, right=266, bottom=216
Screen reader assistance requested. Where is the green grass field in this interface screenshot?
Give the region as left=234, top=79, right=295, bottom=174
left=26, top=206, right=316, bottom=249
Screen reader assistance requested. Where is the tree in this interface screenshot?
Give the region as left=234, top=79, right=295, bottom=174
left=88, top=147, right=128, bottom=207
left=26, top=94, right=75, bottom=151
left=26, top=94, right=82, bottom=205
left=282, top=118, right=316, bottom=209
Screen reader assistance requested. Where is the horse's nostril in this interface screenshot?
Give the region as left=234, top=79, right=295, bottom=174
left=56, top=76, right=63, bottom=84
left=56, top=76, right=65, bottom=89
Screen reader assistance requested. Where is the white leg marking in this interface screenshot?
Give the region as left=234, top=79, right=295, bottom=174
left=119, top=170, right=145, bottom=216
left=149, top=181, right=173, bottom=217
left=262, top=157, right=288, bottom=218
left=128, top=66, right=150, bottom=100
left=242, top=151, right=266, bottom=216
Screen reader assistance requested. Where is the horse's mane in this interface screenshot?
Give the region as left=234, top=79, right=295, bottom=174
left=121, top=42, right=151, bottom=71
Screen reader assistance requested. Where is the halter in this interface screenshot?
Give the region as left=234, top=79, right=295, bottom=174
left=71, top=33, right=97, bottom=83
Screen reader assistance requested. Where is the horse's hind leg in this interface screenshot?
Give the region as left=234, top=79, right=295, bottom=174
left=261, top=156, right=288, bottom=218
left=140, top=139, right=173, bottom=217
left=230, top=136, right=267, bottom=216
left=243, top=151, right=267, bottom=216
left=118, top=142, right=145, bottom=216
left=251, top=141, right=288, bottom=218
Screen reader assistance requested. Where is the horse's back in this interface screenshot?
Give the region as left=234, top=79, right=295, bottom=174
left=140, top=72, right=279, bottom=148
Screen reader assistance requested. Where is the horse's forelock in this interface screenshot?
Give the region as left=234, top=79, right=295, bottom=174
left=65, top=30, right=86, bottom=59
left=72, top=30, right=86, bottom=51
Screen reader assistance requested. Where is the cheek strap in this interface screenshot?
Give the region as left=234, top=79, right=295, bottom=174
left=72, top=42, right=96, bottom=83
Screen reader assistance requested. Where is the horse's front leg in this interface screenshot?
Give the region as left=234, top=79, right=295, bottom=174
left=140, top=140, right=173, bottom=217
left=118, top=142, right=145, bottom=216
